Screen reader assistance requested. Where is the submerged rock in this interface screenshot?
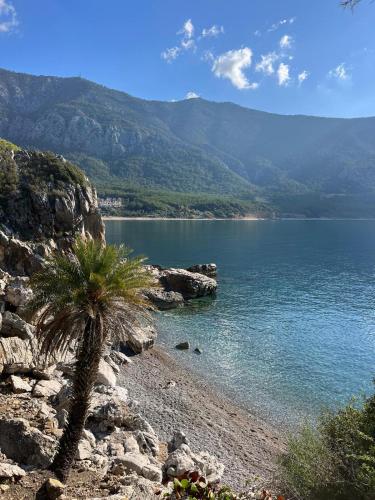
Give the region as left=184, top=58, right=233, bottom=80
left=175, top=341, right=190, bottom=350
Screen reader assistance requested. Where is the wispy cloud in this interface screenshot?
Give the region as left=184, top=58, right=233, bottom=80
left=280, top=35, right=293, bottom=49
left=268, top=17, right=296, bottom=32
left=0, top=0, right=18, bottom=34
left=328, top=63, right=350, bottom=81
left=212, top=48, right=258, bottom=90
left=185, top=91, right=200, bottom=99
left=255, top=52, right=279, bottom=75
left=161, top=46, right=181, bottom=63
left=202, top=25, right=224, bottom=38
left=277, top=63, right=290, bottom=86
left=178, top=18, right=194, bottom=40
left=298, top=70, right=309, bottom=85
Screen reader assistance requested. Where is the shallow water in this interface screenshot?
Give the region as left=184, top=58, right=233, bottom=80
left=105, top=219, right=375, bottom=426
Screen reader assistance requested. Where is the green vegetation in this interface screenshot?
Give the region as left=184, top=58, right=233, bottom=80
left=97, top=183, right=272, bottom=218
left=28, top=238, right=154, bottom=480
left=277, top=387, right=375, bottom=499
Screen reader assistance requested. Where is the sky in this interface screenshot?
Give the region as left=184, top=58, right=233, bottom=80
left=1, top=0, right=375, bottom=117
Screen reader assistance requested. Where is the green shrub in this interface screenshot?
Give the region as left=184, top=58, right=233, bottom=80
left=277, top=388, right=375, bottom=499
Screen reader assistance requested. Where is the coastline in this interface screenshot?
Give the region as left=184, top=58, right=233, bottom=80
left=103, top=216, right=261, bottom=221
left=119, top=346, right=285, bottom=490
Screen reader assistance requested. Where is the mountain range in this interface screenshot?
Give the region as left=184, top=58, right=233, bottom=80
left=1, top=67, right=375, bottom=218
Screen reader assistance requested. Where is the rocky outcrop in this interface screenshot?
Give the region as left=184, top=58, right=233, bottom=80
left=0, top=145, right=105, bottom=276
left=144, top=264, right=217, bottom=311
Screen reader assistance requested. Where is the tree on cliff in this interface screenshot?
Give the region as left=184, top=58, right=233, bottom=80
left=29, top=237, right=154, bottom=481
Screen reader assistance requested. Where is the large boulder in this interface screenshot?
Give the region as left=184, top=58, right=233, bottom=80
left=1, top=311, right=34, bottom=340
left=0, top=462, right=26, bottom=480
left=160, top=268, right=217, bottom=300
left=0, top=417, right=56, bottom=468
left=165, top=443, right=224, bottom=485
left=3, top=276, right=33, bottom=308
left=127, top=326, right=157, bottom=354
left=0, top=336, right=36, bottom=374
left=96, top=359, right=117, bottom=387
left=143, top=289, right=184, bottom=310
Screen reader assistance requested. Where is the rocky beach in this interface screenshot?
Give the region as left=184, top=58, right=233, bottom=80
left=0, top=143, right=282, bottom=499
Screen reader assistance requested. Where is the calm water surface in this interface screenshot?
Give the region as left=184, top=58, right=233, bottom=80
left=106, top=220, right=375, bottom=426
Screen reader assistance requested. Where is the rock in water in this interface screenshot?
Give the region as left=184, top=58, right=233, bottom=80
left=187, top=263, right=217, bottom=278
left=175, top=341, right=190, bottom=350
left=160, top=268, right=217, bottom=300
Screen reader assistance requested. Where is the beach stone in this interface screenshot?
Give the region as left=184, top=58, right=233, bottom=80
left=175, top=341, right=190, bottom=350
left=0, top=417, right=56, bottom=468
left=44, top=478, right=66, bottom=499
left=194, top=347, right=202, bottom=354
left=127, top=325, right=157, bottom=354
left=96, top=359, right=117, bottom=386
left=33, top=379, right=62, bottom=398
left=0, top=462, right=26, bottom=479
left=1, top=311, right=35, bottom=340
left=9, top=374, right=32, bottom=393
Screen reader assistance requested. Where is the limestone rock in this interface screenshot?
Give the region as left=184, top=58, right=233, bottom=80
left=0, top=417, right=56, bottom=468
left=165, top=443, right=224, bottom=484
left=0, top=462, right=26, bottom=479
left=33, top=379, right=62, bottom=398
left=187, top=263, right=217, bottom=278
left=168, top=430, right=189, bottom=453
left=4, top=277, right=33, bottom=308
left=44, top=478, right=66, bottom=500
left=0, top=336, right=36, bottom=375
left=160, top=268, right=217, bottom=300
left=1, top=311, right=35, bottom=340
left=96, top=359, right=117, bottom=387
left=127, top=325, right=157, bottom=354
left=9, top=374, right=32, bottom=393
left=143, top=289, right=184, bottom=310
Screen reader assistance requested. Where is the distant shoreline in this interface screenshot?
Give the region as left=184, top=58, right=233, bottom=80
left=103, top=216, right=375, bottom=221
left=103, top=216, right=261, bottom=221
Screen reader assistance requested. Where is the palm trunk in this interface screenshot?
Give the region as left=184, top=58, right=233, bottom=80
left=51, top=314, right=105, bottom=481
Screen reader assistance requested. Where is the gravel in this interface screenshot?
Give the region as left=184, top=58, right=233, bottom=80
left=119, top=347, right=286, bottom=490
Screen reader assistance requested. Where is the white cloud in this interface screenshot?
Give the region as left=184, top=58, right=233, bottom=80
left=0, top=0, right=18, bottom=33
left=185, top=91, right=200, bottom=99
left=268, top=17, right=296, bottom=32
left=161, top=46, right=181, bottom=63
left=202, top=25, right=224, bottom=38
left=178, top=18, right=194, bottom=40
left=298, top=70, right=309, bottom=85
left=201, top=50, right=215, bottom=62
left=212, top=48, right=258, bottom=90
left=280, top=35, right=293, bottom=49
left=254, top=30, right=262, bottom=37
left=181, top=38, right=195, bottom=50
left=255, top=52, right=279, bottom=75
left=328, top=63, right=350, bottom=81
left=277, top=63, right=290, bottom=86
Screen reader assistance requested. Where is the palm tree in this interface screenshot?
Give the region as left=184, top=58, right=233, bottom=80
left=29, top=237, right=154, bottom=481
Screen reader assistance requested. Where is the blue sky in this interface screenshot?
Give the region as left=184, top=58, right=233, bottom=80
left=1, top=0, right=375, bottom=117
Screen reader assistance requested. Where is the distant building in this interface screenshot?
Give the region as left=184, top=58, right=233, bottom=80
left=98, top=197, right=122, bottom=208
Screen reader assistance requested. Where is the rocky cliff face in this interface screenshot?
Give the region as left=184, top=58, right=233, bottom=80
left=0, top=141, right=104, bottom=275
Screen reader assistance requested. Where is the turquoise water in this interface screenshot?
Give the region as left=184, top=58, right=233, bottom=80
left=106, top=220, right=375, bottom=426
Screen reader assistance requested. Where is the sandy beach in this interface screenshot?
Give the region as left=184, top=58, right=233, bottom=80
left=119, top=346, right=285, bottom=491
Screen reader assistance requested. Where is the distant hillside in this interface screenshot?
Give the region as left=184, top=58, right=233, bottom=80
left=1, top=67, right=375, bottom=217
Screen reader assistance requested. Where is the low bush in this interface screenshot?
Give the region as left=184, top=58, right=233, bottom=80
left=276, top=386, right=375, bottom=499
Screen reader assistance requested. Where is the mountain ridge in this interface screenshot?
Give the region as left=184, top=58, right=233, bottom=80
left=1, top=67, right=375, bottom=217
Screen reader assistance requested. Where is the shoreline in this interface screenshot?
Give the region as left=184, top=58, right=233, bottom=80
left=103, top=216, right=375, bottom=221
left=119, top=345, right=285, bottom=490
